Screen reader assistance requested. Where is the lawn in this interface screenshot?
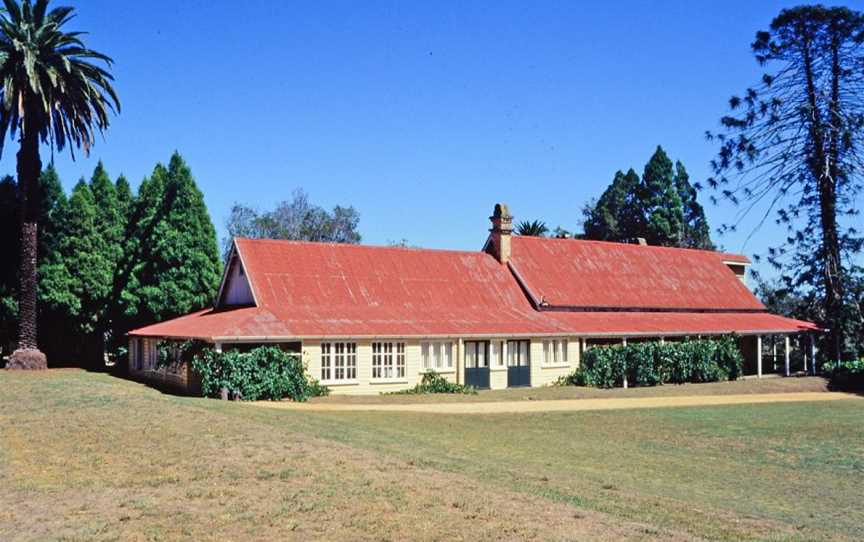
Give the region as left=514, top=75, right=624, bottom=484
left=1, top=370, right=861, bottom=541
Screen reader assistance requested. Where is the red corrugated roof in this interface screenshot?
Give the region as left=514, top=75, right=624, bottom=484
left=132, top=238, right=561, bottom=339
left=129, top=236, right=815, bottom=340
left=509, top=236, right=763, bottom=310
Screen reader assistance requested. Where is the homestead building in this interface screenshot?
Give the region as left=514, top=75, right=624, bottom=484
left=128, top=204, right=818, bottom=395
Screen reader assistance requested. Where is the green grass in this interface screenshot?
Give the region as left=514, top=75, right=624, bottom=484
left=1, top=370, right=861, bottom=541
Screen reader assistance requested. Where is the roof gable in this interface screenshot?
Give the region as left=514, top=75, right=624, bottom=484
left=508, top=237, right=764, bottom=311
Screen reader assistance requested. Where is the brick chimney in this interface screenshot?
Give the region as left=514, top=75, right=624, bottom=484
left=488, top=203, right=513, bottom=264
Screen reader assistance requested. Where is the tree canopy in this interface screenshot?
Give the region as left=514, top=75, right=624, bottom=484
left=225, top=189, right=361, bottom=251
left=582, top=147, right=714, bottom=249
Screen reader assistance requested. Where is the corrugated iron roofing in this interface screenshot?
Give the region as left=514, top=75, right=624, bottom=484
left=508, top=236, right=763, bottom=310
left=128, top=237, right=815, bottom=340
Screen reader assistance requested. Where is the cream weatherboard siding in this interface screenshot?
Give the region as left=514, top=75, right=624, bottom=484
left=302, top=337, right=581, bottom=394
left=130, top=336, right=582, bottom=396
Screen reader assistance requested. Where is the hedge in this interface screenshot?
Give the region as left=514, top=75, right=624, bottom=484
left=190, top=346, right=329, bottom=401
left=569, top=336, right=743, bottom=389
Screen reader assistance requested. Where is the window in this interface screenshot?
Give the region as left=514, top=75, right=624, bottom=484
left=543, top=340, right=569, bottom=365
left=321, top=342, right=357, bottom=381
left=373, top=342, right=406, bottom=379
left=420, top=341, right=454, bottom=370
left=490, top=341, right=505, bottom=366
left=507, top=340, right=529, bottom=367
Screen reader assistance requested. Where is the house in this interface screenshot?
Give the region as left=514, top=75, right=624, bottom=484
left=128, top=204, right=818, bottom=395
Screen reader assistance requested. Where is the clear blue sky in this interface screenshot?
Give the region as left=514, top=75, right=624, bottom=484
left=6, top=0, right=859, bottom=273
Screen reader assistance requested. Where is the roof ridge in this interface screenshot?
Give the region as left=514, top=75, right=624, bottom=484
left=233, top=236, right=491, bottom=257
left=511, top=235, right=748, bottom=260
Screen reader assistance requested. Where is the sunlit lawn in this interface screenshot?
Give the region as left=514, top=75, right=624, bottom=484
left=1, top=370, right=861, bottom=541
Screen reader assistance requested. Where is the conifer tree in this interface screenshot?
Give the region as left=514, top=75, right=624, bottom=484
left=582, top=168, right=642, bottom=241
left=640, top=146, right=685, bottom=246
left=39, top=179, right=114, bottom=364
left=583, top=148, right=713, bottom=249
left=124, top=153, right=222, bottom=330
left=673, top=161, right=714, bottom=250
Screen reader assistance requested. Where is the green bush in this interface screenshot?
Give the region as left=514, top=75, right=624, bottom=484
left=389, top=371, right=477, bottom=395
left=822, top=358, right=864, bottom=389
left=554, top=366, right=591, bottom=387
left=564, top=336, right=743, bottom=389
left=191, top=346, right=328, bottom=401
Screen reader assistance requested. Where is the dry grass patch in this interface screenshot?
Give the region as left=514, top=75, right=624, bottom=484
left=0, top=370, right=689, bottom=542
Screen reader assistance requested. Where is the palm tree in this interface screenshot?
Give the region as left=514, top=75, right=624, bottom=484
left=516, top=220, right=549, bottom=237
left=0, top=0, right=119, bottom=369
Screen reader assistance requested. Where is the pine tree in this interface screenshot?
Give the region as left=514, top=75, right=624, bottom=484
left=674, top=161, right=714, bottom=250
left=582, top=168, right=641, bottom=241
left=39, top=179, right=114, bottom=364
left=640, top=146, right=685, bottom=246
left=125, top=153, right=222, bottom=329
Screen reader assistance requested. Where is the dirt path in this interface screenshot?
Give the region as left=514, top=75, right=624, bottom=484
left=254, top=391, right=860, bottom=414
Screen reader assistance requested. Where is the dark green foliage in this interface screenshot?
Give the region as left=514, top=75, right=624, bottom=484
left=225, top=188, right=360, bottom=254
left=122, top=153, right=222, bottom=331
left=38, top=164, right=127, bottom=366
left=822, top=358, right=864, bottom=390
left=390, top=371, right=477, bottom=395
left=641, top=147, right=685, bottom=246
left=516, top=220, right=549, bottom=237
left=191, top=346, right=329, bottom=401
left=583, top=148, right=713, bottom=249
left=583, top=169, right=642, bottom=242
left=570, top=337, right=743, bottom=389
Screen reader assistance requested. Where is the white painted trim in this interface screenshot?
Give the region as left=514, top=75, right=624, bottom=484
left=232, top=239, right=260, bottom=307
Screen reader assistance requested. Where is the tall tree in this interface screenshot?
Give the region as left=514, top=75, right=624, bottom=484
left=40, top=179, right=111, bottom=364
left=582, top=168, right=642, bottom=242
left=123, top=153, right=222, bottom=330
left=674, top=161, right=714, bottom=249
left=0, top=0, right=119, bottom=368
left=706, top=6, right=864, bottom=361
left=516, top=220, right=549, bottom=237
left=226, top=189, right=361, bottom=252
left=583, top=148, right=713, bottom=249
left=640, top=146, right=685, bottom=246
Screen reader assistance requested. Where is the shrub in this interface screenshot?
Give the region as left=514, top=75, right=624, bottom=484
left=390, top=371, right=477, bottom=395
left=822, top=358, right=864, bottom=390
left=565, top=336, right=744, bottom=389
left=554, top=366, right=591, bottom=387
left=191, top=346, right=328, bottom=401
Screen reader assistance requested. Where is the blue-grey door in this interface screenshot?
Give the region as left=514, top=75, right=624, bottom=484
left=464, top=341, right=490, bottom=389
left=507, top=340, right=531, bottom=387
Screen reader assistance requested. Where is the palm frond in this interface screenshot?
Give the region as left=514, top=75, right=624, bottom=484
left=0, top=0, right=119, bottom=159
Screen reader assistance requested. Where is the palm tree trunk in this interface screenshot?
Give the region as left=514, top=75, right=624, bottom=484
left=7, top=117, right=46, bottom=369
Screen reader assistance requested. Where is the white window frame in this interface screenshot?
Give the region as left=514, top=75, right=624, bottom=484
left=420, top=340, right=455, bottom=372
left=321, top=342, right=357, bottom=383
left=373, top=342, right=406, bottom=380
left=543, top=339, right=570, bottom=367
